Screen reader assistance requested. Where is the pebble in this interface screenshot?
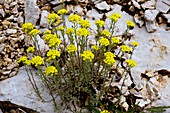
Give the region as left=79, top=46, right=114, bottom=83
left=0, top=9, right=5, bottom=17
left=145, top=21, right=157, bottom=33
left=40, top=10, right=49, bottom=28
left=6, top=29, right=17, bottom=34
left=95, top=1, right=110, bottom=11
left=156, top=0, right=170, bottom=13
left=144, top=9, right=159, bottom=22
left=141, top=0, right=156, bottom=9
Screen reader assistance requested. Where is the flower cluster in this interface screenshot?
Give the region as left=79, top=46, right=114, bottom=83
left=43, top=30, right=52, bottom=34
left=79, top=19, right=91, bottom=28
left=26, top=47, right=35, bottom=53
left=109, top=13, right=121, bottom=22
left=47, top=13, right=60, bottom=24
left=131, top=41, right=139, bottom=47
left=111, top=36, right=120, bottom=44
left=68, top=14, right=81, bottom=23
left=45, top=66, right=58, bottom=76
left=66, top=28, right=74, bottom=35
left=47, top=50, right=60, bottom=61
left=29, top=29, right=40, bottom=36
left=126, top=59, right=137, bottom=67
left=99, top=37, right=110, bottom=46
left=100, top=110, right=110, bottom=113
left=18, top=56, right=28, bottom=64
left=57, top=9, right=68, bottom=15
left=101, top=30, right=111, bottom=37
left=104, top=52, right=116, bottom=65
left=126, top=20, right=135, bottom=28
left=67, top=44, right=77, bottom=53
left=22, top=22, right=34, bottom=33
left=81, top=50, right=94, bottom=62
left=95, top=20, right=105, bottom=27
left=77, top=28, right=90, bottom=37
left=91, top=45, right=99, bottom=51
left=44, top=34, right=58, bottom=42
left=57, top=26, right=65, bottom=31
left=120, top=45, right=131, bottom=53
left=31, top=56, right=44, bottom=67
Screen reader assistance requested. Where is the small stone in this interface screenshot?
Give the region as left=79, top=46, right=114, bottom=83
left=134, top=14, right=144, bottom=27
left=0, top=44, right=5, bottom=52
left=50, top=0, right=63, bottom=5
left=17, top=12, right=24, bottom=26
left=162, top=14, right=170, bottom=24
left=145, top=21, right=157, bottom=33
left=132, top=0, right=141, bottom=9
left=2, top=20, right=10, bottom=26
left=40, top=10, right=49, bottom=28
left=136, top=0, right=146, bottom=3
left=95, top=1, right=110, bottom=11
left=156, top=0, right=170, bottom=13
left=0, top=9, right=5, bottom=17
left=141, top=0, right=156, bottom=9
left=0, top=0, right=4, bottom=4
left=144, top=9, right=159, bottom=22
left=2, top=70, right=11, bottom=75
left=41, top=5, right=51, bottom=11
left=53, top=4, right=63, bottom=12
left=7, top=29, right=17, bottom=34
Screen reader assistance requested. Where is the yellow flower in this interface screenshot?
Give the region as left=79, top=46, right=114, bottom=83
left=126, top=59, right=137, bottom=67
left=81, top=50, right=94, bottom=62
left=43, top=30, right=51, bottom=35
left=68, top=14, right=81, bottom=23
left=100, top=110, right=110, bottom=113
left=31, top=56, right=44, bottom=67
left=47, top=13, right=60, bottom=24
left=109, top=13, right=121, bottom=22
left=26, top=47, right=35, bottom=53
left=95, top=20, right=105, bottom=27
left=77, top=28, right=90, bottom=37
left=91, top=45, right=99, bottom=51
left=101, top=30, right=111, bottom=37
left=57, top=9, right=68, bottom=15
left=111, top=36, right=120, bottom=44
left=44, top=34, right=58, bottom=42
left=48, top=37, right=61, bottom=48
left=45, top=66, right=58, bottom=76
left=67, top=44, right=77, bottom=53
left=126, top=20, right=135, bottom=28
left=99, top=37, right=110, bottom=46
left=18, top=56, right=28, bottom=64
left=120, top=45, right=131, bottom=53
left=104, top=52, right=116, bottom=58
left=25, top=60, right=32, bottom=66
left=29, top=29, right=40, bottom=36
left=22, top=22, right=34, bottom=33
left=79, top=19, right=91, bottom=28
left=131, top=41, right=139, bottom=47
left=57, top=26, right=65, bottom=31
left=65, top=28, right=74, bottom=35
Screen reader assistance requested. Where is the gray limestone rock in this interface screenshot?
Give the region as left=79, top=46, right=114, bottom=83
left=156, top=0, right=170, bottom=13
left=25, top=0, right=40, bottom=25
left=141, top=0, right=156, bottom=9
left=40, top=10, right=49, bottom=28
left=144, top=9, right=159, bottom=22
left=162, top=14, right=170, bottom=23
left=145, top=21, right=157, bottom=33
left=95, top=1, right=110, bottom=11
left=0, top=9, right=5, bottom=17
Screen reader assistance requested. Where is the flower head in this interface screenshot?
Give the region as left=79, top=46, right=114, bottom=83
left=57, top=9, right=68, bottom=15
left=43, top=30, right=52, bottom=35
left=111, top=36, right=120, bottom=44
left=48, top=37, right=61, bottom=48
left=91, top=45, right=99, bottom=51
left=22, top=22, right=34, bottom=33
left=31, top=56, right=44, bottom=67
left=126, top=20, right=135, bottom=29
left=18, top=56, right=28, bottom=64
left=44, top=34, right=58, bottom=42
left=68, top=14, right=81, bottom=23
left=104, top=52, right=116, bottom=58
left=101, top=30, right=111, bottom=37
left=79, top=19, right=91, bottom=28
left=45, top=66, right=58, bottom=76
left=47, top=13, right=60, bottom=24
left=100, top=110, right=110, bottom=113
left=67, top=44, right=77, bottom=53
left=120, top=45, right=131, bottom=53
left=65, top=28, right=74, bottom=35
left=95, top=20, right=105, bottom=27
left=77, top=28, right=90, bottom=37
left=81, top=50, right=94, bottom=62
left=47, top=50, right=60, bottom=61
left=131, top=41, right=139, bottom=47
left=26, top=47, right=35, bottom=53
left=29, top=29, right=40, bottom=36
left=104, top=52, right=116, bottom=65
left=109, top=13, right=121, bottom=22
left=57, top=26, right=65, bottom=31
left=126, top=59, right=137, bottom=67
left=99, top=37, right=110, bottom=46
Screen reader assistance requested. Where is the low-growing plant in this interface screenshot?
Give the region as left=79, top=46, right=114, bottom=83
left=18, top=7, right=169, bottom=113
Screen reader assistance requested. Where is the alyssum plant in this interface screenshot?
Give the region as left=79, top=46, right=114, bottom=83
left=18, top=9, right=141, bottom=113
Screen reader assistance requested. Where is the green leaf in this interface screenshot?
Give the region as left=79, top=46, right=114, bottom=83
left=145, top=106, right=170, bottom=113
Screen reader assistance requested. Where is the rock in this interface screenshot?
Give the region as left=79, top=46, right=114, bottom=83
left=136, top=0, right=146, bottom=3
left=141, top=0, right=156, bottom=9
left=145, top=21, right=157, bottom=33
left=17, top=12, right=24, bottom=26
left=156, top=0, right=170, bottom=13
left=0, top=0, right=4, bottom=4
left=50, top=0, right=63, bottom=5
left=134, top=14, right=144, bottom=27
left=25, top=0, right=40, bottom=25
left=40, top=10, right=49, bottom=28
left=95, top=1, right=110, bottom=11
left=6, top=29, right=17, bottom=34
left=2, top=20, right=10, bottom=26
left=86, top=9, right=103, bottom=20
left=144, top=9, right=159, bottom=22
left=132, top=0, right=141, bottom=9
left=162, top=14, right=170, bottom=24
left=0, top=44, right=5, bottom=52
left=0, top=9, right=5, bottom=17
left=53, top=4, right=63, bottom=12
left=74, top=5, right=84, bottom=15
left=2, top=70, right=11, bottom=75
